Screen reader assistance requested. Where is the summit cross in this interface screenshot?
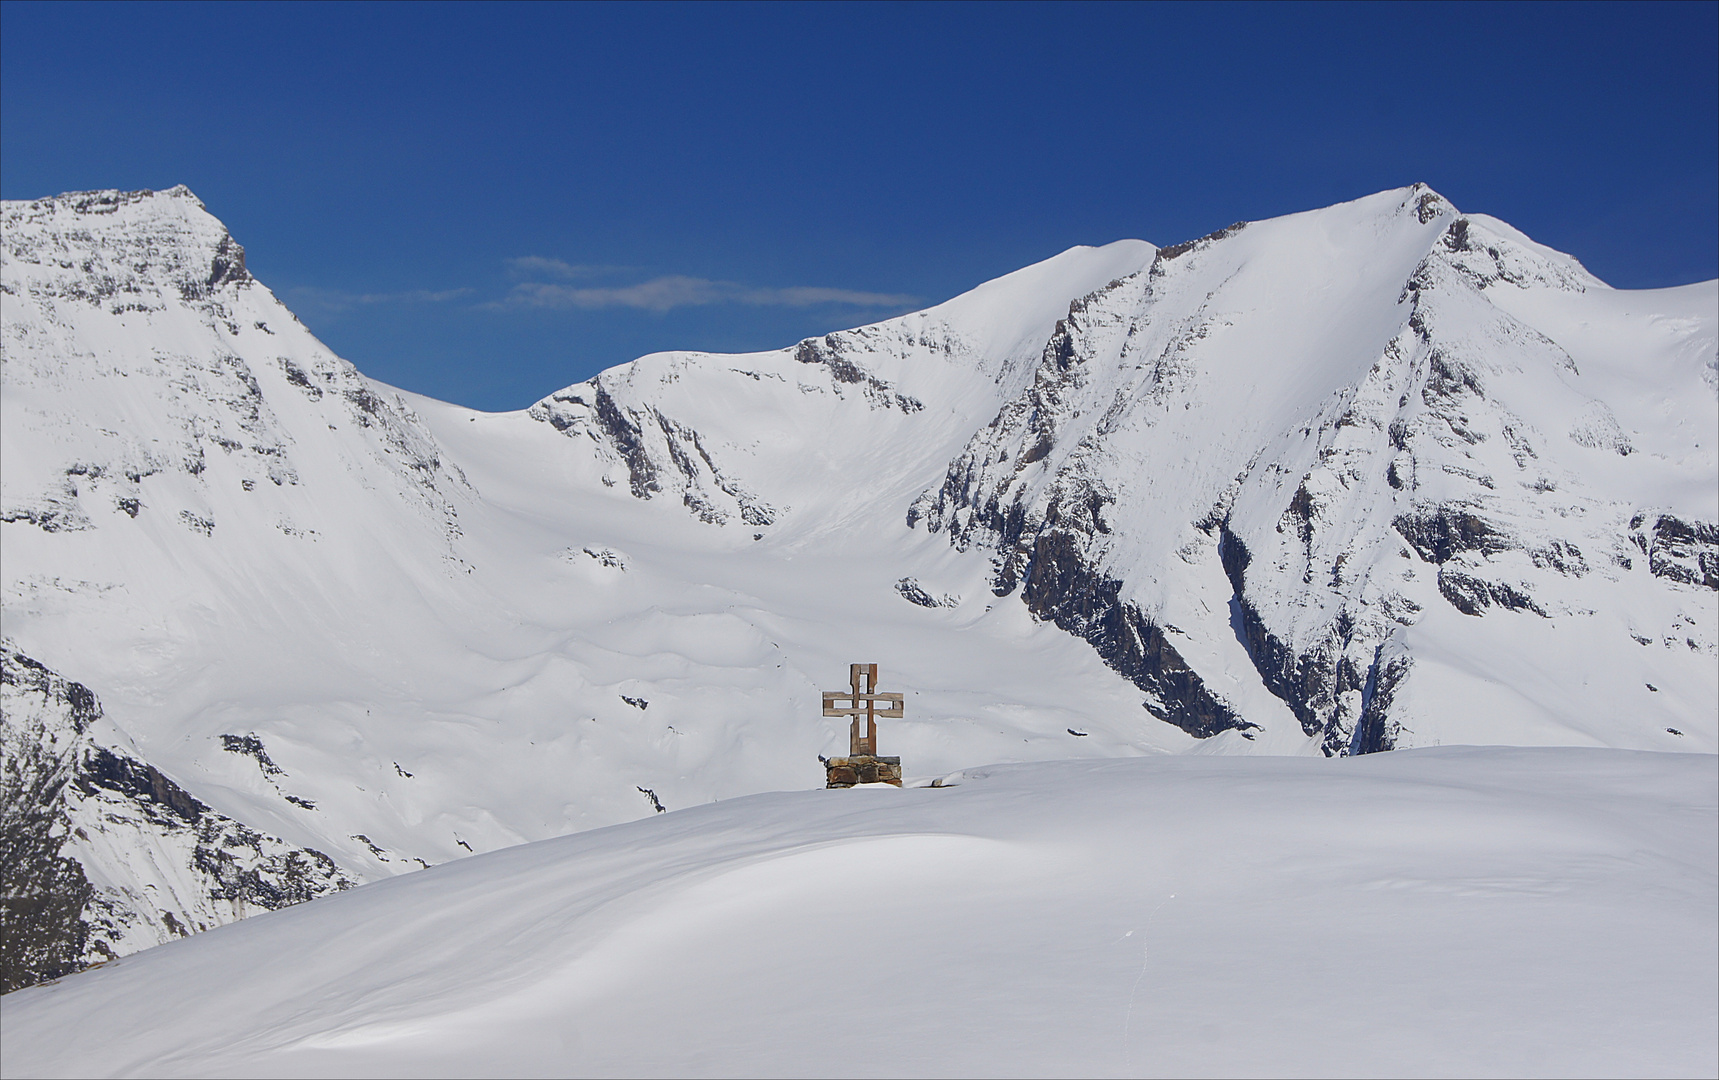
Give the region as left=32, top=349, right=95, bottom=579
left=822, top=663, right=903, bottom=757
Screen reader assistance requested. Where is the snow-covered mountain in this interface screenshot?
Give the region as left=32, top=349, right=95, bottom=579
left=914, top=190, right=1718, bottom=753
left=2, top=184, right=1715, bottom=990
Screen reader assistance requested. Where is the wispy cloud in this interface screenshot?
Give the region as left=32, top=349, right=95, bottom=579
left=286, top=265, right=919, bottom=319
left=505, top=256, right=633, bottom=280
left=286, top=286, right=474, bottom=315
left=489, top=274, right=919, bottom=313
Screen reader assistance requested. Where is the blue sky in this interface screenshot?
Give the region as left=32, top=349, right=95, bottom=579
left=3, top=1, right=1715, bottom=411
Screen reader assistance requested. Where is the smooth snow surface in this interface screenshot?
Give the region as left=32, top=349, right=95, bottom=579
left=3, top=748, right=1714, bottom=1079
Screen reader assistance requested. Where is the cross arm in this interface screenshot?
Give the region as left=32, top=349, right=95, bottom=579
left=822, top=691, right=905, bottom=718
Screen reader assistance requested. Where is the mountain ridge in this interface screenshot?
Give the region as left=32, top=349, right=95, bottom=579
left=2, top=181, right=1713, bottom=990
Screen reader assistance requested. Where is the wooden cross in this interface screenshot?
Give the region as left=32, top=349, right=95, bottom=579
left=822, top=663, right=903, bottom=757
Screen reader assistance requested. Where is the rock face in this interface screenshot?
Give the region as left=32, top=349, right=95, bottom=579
left=2, top=183, right=1713, bottom=988
left=0, top=641, right=352, bottom=993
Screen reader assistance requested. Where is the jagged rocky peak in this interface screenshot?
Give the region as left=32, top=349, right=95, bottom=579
left=2, top=182, right=468, bottom=550
left=2, top=185, right=252, bottom=307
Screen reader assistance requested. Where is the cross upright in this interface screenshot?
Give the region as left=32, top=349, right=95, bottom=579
left=822, top=663, right=904, bottom=756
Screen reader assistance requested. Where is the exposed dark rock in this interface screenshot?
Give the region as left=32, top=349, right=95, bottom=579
left=1414, top=188, right=1446, bottom=224
left=534, top=383, right=774, bottom=525
left=1393, top=506, right=1508, bottom=564
left=655, top=414, right=777, bottom=526
left=1436, top=568, right=1548, bottom=617
left=280, top=359, right=323, bottom=399
left=176, top=231, right=250, bottom=302
left=895, top=578, right=956, bottom=608
left=343, top=386, right=385, bottom=422
left=178, top=510, right=214, bottom=536
left=206, top=234, right=250, bottom=290
left=654, top=412, right=728, bottom=524
left=1220, top=528, right=1320, bottom=738
left=823, top=756, right=902, bottom=788
left=1022, top=530, right=1252, bottom=739
left=76, top=747, right=204, bottom=824
left=1632, top=513, right=1719, bottom=590
left=1441, top=218, right=1477, bottom=255
left=2, top=482, right=92, bottom=533
left=1350, top=648, right=1410, bottom=755
left=795, top=336, right=870, bottom=385
left=0, top=816, right=94, bottom=993
left=2, top=643, right=101, bottom=993
left=220, top=734, right=310, bottom=818
left=1435, top=570, right=1489, bottom=616
left=591, top=385, right=661, bottom=499
left=1157, top=221, right=1248, bottom=262
left=1528, top=541, right=1588, bottom=577
left=583, top=547, right=626, bottom=569
left=1219, top=526, right=1382, bottom=752
left=794, top=336, right=919, bottom=412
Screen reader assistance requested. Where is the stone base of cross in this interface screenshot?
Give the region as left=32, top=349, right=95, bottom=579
left=823, top=754, right=901, bottom=788
left=822, top=663, right=904, bottom=788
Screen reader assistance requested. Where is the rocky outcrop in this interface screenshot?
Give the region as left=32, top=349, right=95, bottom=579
left=0, top=642, right=354, bottom=993
left=1, top=646, right=99, bottom=991
left=529, top=382, right=778, bottom=526
left=1632, top=513, right=1719, bottom=590
left=1020, top=530, right=1254, bottom=739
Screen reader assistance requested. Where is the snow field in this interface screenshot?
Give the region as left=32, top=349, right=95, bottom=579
left=3, top=746, right=1713, bottom=1078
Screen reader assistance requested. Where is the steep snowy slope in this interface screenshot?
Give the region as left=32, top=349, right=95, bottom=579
left=3, top=749, right=1713, bottom=1078
left=2, top=184, right=1714, bottom=990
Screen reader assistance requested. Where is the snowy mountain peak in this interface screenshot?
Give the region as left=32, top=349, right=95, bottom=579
left=3, top=185, right=251, bottom=303
left=909, top=184, right=1714, bottom=752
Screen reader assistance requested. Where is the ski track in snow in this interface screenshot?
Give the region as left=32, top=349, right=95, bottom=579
left=1122, top=891, right=1175, bottom=1075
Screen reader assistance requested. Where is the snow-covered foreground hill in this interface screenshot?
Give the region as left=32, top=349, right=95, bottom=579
left=3, top=748, right=1714, bottom=1079
left=2, top=183, right=1716, bottom=990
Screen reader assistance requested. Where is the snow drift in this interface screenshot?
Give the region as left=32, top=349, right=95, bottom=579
left=2, top=748, right=1713, bottom=1078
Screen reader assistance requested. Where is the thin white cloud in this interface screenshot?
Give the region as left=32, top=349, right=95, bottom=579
left=489, top=274, right=919, bottom=313
left=287, top=286, right=473, bottom=314
left=759, top=285, right=923, bottom=307
left=505, top=257, right=631, bottom=280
